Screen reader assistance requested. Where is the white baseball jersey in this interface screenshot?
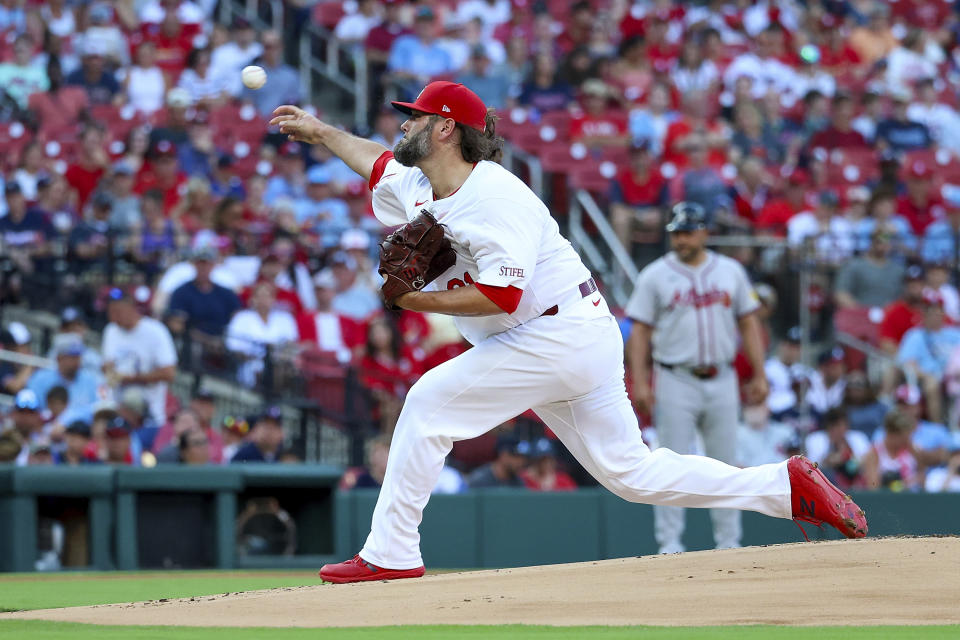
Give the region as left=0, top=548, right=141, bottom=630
left=369, top=152, right=597, bottom=345
left=625, top=250, right=759, bottom=367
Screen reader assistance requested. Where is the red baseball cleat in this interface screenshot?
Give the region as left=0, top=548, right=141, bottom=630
left=788, top=455, right=868, bottom=540
left=319, top=555, right=426, bottom=584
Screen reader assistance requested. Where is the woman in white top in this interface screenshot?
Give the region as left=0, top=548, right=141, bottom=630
left=177, top=47, right=230, bottom=107
left=40, top=0, right=75, bottom=38
left=226, top=281, right=299, bottom=387
left=124, top=41, right=167, bottom=115
left=671, top=36, right=718, bottom=96
left=14, top=141, right=45, bottom=202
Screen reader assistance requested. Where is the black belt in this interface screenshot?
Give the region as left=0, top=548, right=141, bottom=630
left=656, top=361, right=729, bottom=380
left=540, top=278, right=598, bottom=317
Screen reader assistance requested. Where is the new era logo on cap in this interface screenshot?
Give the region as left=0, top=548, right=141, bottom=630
left=391, top=82, right=487, bottom=132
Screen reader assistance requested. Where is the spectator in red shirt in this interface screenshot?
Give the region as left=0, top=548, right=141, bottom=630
left=133, top=9, right=198, bottom=80
left=556, top=1, right=593, bottom=55
left=818, top=18, right=863, bottom=73
left=296, top=269, right=364, bottom=361
left=808, top=93, right=869, bottom=150
left=879, top=264, right=927, bottom=355
left=65, top=125, right=110, bottom=209
left=359, top=315, right=420, bottom=434
left=28, top=59, right=89, bottom=131
left=662, top=91, right=729, bottom=169
left=609, top=141, right=666, bottom=248
left=569, top=79, right=629, bottom=151
left=240, top=252, right=304, bottom=316
left=755, top=169, right=811, bottom=236
left=520, top=437, right=577, bottom=491
left=492, top=0, right=533, bottom=45
left=647, top=17, right=681, bottom=73
left=134, top=140, right=187, bottom=214
left=608, top=36, right=653, bottom=105
left=729, top=157, right=773, bottom=225
left=898, top=161, right=946, bottom=234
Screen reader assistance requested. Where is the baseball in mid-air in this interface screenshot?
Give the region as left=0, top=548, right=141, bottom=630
left=241, top=65, right=267, bottom=89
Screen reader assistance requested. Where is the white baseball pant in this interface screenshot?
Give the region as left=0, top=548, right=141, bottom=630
left=653, top=365, right=742, bottom=553
left=359, top=297, right=792, bottom=569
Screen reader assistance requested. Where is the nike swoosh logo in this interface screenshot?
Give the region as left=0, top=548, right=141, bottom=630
left=415, top=200, right=428, bottom=207
left=381, top=173, right=397, bottom=180
left=592, top=298, right=601, bottom=306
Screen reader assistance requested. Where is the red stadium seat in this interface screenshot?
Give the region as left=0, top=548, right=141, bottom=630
left=538, top=141, right=583, bottom=174
left=0, top=121, right=32, bottom=169
left=569, top=162, right=616, bottom=195
left=834, top=306, right=880, bottom=346
left=312, top=1, right=346, bottom=30
left=541, top=110, right=572, bottom=133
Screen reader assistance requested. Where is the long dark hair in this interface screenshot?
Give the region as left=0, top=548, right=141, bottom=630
left=456, top=109, right=503, bottom=163
left=365, top=315, right=402, bottom=360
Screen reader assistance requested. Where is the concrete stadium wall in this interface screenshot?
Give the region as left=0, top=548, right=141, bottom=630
left=337, top=489, right=960, bottom=568
left=1, top=465, right=958, bottom=571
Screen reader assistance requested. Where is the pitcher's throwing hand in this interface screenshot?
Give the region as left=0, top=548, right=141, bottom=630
left=269, top=105, right=324, bottom=144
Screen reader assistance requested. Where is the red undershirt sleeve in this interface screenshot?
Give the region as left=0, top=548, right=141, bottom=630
left=368, top=151, right=395, bottom=191
left=475, top=283, right=523, bottom=314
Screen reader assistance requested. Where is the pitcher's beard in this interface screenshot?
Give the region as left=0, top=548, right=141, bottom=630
left=394, top=122, right=434, bottom=167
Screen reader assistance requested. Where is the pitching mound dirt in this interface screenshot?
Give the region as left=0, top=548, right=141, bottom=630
left=7, top=537, right=959, bottom=627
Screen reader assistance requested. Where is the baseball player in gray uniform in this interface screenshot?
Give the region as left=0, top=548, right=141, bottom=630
left=626, top=202, right=769, bottom=553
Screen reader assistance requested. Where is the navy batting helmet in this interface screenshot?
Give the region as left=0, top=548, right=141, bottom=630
left=665, top=202, right=707, bottom=233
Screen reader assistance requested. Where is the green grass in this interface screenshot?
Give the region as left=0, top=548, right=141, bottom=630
left=0, top=570, right=315, bottom=612
left=0, top=622, right=957, bottom=639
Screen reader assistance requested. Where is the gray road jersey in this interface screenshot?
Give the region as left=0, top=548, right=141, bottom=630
left=625, top=250, right=760, bottom=367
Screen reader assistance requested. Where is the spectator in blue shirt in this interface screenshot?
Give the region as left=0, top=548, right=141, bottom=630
left=65, top=40, right=122, bottom=106
left=456, top=46, right=510, bottom=110
left=388, top=7, right=454, bottom=99
left=167, top=247, right=242, bottom=337
left=855, top=189, right=916, bottom=256
left=519, top=54, right=575, bottom=114
left=0, top=182, right=55, bottom=271
left=875, top=91, right=932, bottom=152
left=897, top=289, right=960, bottom=423
left=231, top=407, right=286, bottom=463
left=68, top=191, right=113, bottom=273
left=922, top=204, right=960, bottom=265
left=27, top=334, right=104, bottom=425
left=55, top=420, right=101, bottom=466
left=243, top=30, right=302, bottom=116
left=264, top=141, right=306, bottom=205
left=874, top=384, right=952, bottom=469
left=295, top=165, right=349, bottom=242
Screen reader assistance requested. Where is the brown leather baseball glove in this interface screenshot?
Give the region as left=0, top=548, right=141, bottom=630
left=378, top=210, right=457, bottom=308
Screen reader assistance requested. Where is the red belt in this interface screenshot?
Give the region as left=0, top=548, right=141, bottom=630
left=540, top=278, right=598, bottom=317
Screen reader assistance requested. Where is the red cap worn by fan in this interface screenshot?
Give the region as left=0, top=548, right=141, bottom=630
left=391, top=81, right=488, bottom=132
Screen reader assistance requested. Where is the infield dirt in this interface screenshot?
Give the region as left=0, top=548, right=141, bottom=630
left=6, top=537, right=959, bottom=628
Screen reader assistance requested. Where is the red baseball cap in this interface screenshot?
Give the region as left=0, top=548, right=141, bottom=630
left=391, top=81, right=487, bottom=132
left=908, top=160, right=932, bottom=179
left=922, top=286, right=944, bottom=307
left=895, top=384, right=922, bottom=405
left=787, top=168, right=809, bottom=186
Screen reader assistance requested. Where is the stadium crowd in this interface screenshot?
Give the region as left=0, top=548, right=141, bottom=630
left=0, top=0, right=959, bottom=494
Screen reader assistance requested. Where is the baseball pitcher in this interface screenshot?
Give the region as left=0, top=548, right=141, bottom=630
left=270, top=82, right=866, bottom=583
